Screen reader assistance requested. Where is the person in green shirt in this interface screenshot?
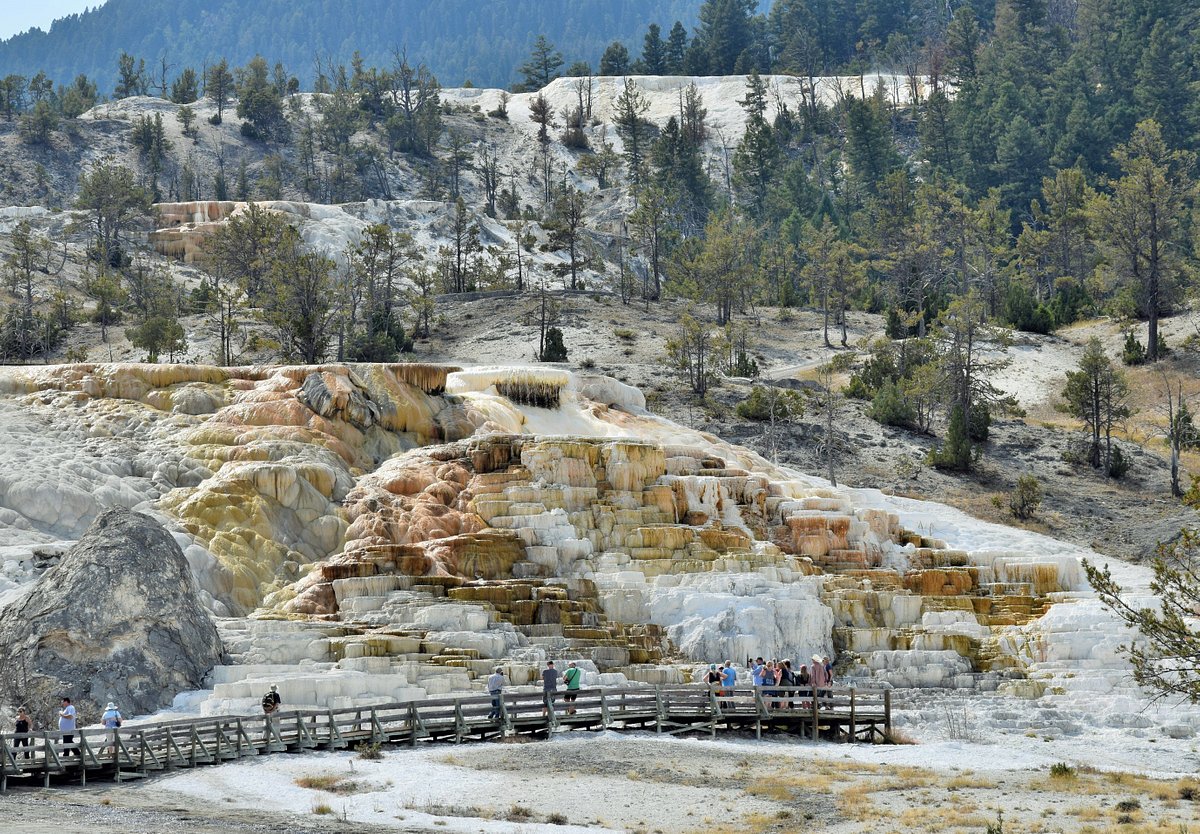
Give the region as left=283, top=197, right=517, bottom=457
left=563, top=661, right=582, bottom=715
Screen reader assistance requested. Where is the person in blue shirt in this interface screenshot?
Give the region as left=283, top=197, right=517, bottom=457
left=751, top=657, right=765, bottom=687
left=719, top=660, right=736, bottom=708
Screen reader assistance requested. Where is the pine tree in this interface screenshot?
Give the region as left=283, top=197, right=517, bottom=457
left=1134, top=20, right=1194, bottom=151
left=114, top=52, right=146, bottom=99
left=170, top=67, right=199, bottom=103
left=599, top=42, right=630, bottom=76
left=665, top=21, right=689, bottom=73
left=640, top=24, right=667, bottom=74
left=519, top=35, right=564, bottom=91
left=613, top=78, right=652, bottom=184
left=1090, top=120, right=1195, bottom=362
left=204, top=58, right=234, bottom=124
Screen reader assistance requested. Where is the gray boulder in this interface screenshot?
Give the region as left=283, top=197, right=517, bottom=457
left=0, top=508, right=223, bottom=718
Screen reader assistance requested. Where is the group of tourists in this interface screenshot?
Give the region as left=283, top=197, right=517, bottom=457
left=9, top=696, right=123, bottom=757
left=705, top=655, right=835, bottom=707
left=484, top=660, right=585, bottom=720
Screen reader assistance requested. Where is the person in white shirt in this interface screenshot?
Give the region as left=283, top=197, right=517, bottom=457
left=487, top=667, right=505, bottom=720
left=58, top=697, right=77, bottom=756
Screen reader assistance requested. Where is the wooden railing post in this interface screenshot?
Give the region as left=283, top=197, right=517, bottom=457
left=810, top=687, right=819, bottom=740
left=848, top=688, right=856, bottom=743
left=884, top=689, right=892, bottom=741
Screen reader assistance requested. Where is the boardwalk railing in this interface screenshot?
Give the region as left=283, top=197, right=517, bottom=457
left=1, top=685, right=889, bottom=791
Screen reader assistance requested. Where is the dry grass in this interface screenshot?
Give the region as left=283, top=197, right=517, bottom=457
left=294, top=773, right=364, bottom=795
left=839, top=784, right=876, bottom=821
left=946, top=774, right=998, bottom=790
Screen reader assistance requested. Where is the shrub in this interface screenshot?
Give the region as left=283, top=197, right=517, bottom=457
left=578, top=357, right=596, bottom=369
left=736, top=385, right=804, bottom=421
left=868, top=380, right=915, bottom=428
left=1115, top=799, right=1141, bottom=813
left=1108, top=446, right=1129, bottom=479
left=931, top=404, right=972, bottom=471
left=613, top=327, right=636, bottom=342
left=847, top=349, right=898, bottom=401
left=1009, top=475, right=1043, bottom=519
left=507, top=805, right=533, bottom=821
left=355, top=741, right=383, bottom=760
left=1003, top=283, right=1054, bottom=334
left=969, top=402, right=991, bottom=442
left=1179, top=784, right=1197, bottom=801
left=312, top=803, right=333, bottom=815
left=1122, top=331, right=1146, bottom=366
left=985, top=810, right=1004, bottom=834
left=541, top=327, right=568, bottom=362
left=547, top=812, right=569, bottom=825
left=1049, top=762, right=1076, bottom=779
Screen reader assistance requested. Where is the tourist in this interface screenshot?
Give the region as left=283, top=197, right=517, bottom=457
left=761, top=660, right=778, bottom=709
left=261, top=684, right=282, bottom=715
left=101, top=702, right=122, bottom=756
left=779, top=659, right=795, bottom=710
left=487, top=666, right=505, bottom=720
left=824, top=656, right=834, bottom=686
left=811, top=654, right=830, bottom=701
left=751, top=656, right=765, bottom=687
left=797, top=663, right=812, bottom=708
left=58, top=696, right=77, bottom=756
left=720, top=660, right=736, bottom=709
left=563, top=661, right=582, bottom=715
left=705, top=663, right=722, bottom=693
left=13, top=706, right=31, bottom=759
left=542, top=660, right=561, bottom=716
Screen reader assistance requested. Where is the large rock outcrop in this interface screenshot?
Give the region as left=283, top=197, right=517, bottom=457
left=0, top=508, right=223, bottom=717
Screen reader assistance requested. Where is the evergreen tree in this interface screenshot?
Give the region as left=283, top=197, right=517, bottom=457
left=613, top=78, right=652, bottom=184
left=1090, top=120, right=1195, bottom=362
left=844, top=92, right=902, bottom=195
left=114, top=52, right=146, bottom=98
left=1134, top=20, right=1194, bottom=151
left=640, top=24, right=667, bottom=74
left=1061, top=336, right=1131, bottom=471
left=732, top=70, right=778, bottom=217
left=695, top=0, right=757, bottom=75
left=75, top=162, right=150, bottom=267
left=599, top=42, right=631, bottom=76
left=665, top=21, right=689, bottom=73
left=236, top=55, right=289, bottom=141
left=204, top=58, right=234, bottom=124
left=170, top=67, right=199, bottom=103
left=518, top=35, right=564, bottom=91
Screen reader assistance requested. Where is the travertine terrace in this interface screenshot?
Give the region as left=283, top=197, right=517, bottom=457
left=0, top=362, right=1113, bottom=728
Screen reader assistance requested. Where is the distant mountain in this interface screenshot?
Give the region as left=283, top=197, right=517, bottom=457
left=0, top=0, right=702, bottom=92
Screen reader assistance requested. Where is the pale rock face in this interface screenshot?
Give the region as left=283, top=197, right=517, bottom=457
left=0, top=508, right=223, bottom=716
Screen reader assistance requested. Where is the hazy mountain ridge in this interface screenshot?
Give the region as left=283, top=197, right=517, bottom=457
left=0, top=0, right=702, bottom=92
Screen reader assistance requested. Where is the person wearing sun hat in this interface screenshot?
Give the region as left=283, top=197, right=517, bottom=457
left=101, top=701, right=122, bottom=756
left=810, top=653, right=830, bottom=701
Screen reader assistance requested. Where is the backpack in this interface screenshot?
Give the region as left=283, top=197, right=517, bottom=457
left=261, top=693, right=277, bottom=713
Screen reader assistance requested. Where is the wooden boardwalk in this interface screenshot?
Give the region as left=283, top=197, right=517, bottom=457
left=0, top=685, right=890, bottom=791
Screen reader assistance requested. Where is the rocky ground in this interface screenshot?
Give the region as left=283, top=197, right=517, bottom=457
left=2, top=732, right=1197, bottom=834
